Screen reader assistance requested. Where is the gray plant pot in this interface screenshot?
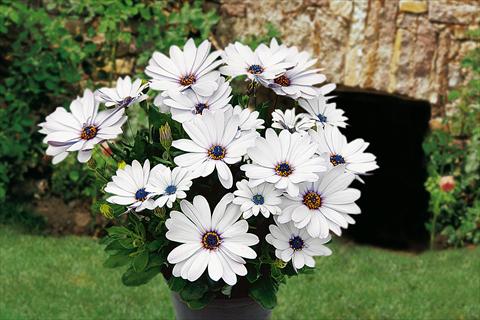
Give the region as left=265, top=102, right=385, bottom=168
left=171, top=293, right=272, bottom=320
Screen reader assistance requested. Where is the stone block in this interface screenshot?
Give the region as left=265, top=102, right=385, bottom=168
left=399, top=0, right=428, bottom=14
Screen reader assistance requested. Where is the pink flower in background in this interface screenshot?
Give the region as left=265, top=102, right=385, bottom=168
left=439, top=176, right=455, bottom=192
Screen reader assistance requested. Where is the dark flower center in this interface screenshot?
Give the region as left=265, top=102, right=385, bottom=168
left=165, top=185, right=177, bottom=195
left=317, top=114, right=327, bottom=123
left=81, top=125, right=98, bottom=140
left=252, top=194, right=265, bottom=205
left=275, top=162, right=293, bottom=177
left=289, top=236, right=304, bottom=250
left=303, top=191, right=322, bottom=210
left=247, top=64, right=264, bottom=75
left=135, top=188, right=149, bottom=201
left=202, top=231, right=222, bottom=250
left=179, top=74, right=196, bottom=86
left=208, top=145, right=226, bottom=160
left=330, top=154, right=346, bottom=166
left=274, top=75, right=291, bottom=87
left=195, top=103, right=208, bottom=114
left=120, top=96, right=134, bottom=108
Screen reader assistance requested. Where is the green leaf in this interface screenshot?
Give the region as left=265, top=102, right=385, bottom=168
left=186, top=292, right=216, bottom=310
left=121, top=267, right=161, bottom=287
left=107, top=226, right=132, bottom=236
left=118, top=238, right=135, bottom=249
left=148, top=254, right=166, bottom=268
left=103, top=254, right=130, bottom=268
left=180, top=282, right=208, bottom=301
left=104, top=240, right=126, bottom=252
left=168, top=276, right=187, bottom=292
left=221, top=285, right=232, bottom=297
left=147, top=239, right=164, bottom=251
left=246, top=262, right=260, bottom=283
left=132, top=250, right=149, bottom=272
left=249, top=277, right=278, bottom=310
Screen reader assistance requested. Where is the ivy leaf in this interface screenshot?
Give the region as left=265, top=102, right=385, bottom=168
left=249, top=277, right=278, bottom=310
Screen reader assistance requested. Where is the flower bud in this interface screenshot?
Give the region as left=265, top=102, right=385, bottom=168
left=439, top=176, right=455, bottom=192
left=99, top=203, right=114, bottom=219
left=159, top=123, right=172, bottom=150
left=154, top=207, right=166, bottom=219
left=273, top=259, right=287, bottom=269
left=87, top=157, right=96, bottom=169
left=118, top=160, right=126, bottom=170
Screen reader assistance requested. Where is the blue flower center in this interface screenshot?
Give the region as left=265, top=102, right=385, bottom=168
left=247, top=64, right=264, bottom=75
left=208, top=145, right=226, bottom=160
left=81, top=125, right=98, bottom=140
left=289, top=236, right=304, bottom=251
left=202, top=231, right=221, bottom=250
left=165, top=185, right=177, bottom=195
left=135, top=188, right=149, bottom=201
left=275, top=162, right=293, bottom=177
left=330, top=154, right=346, bottom=166
left=317, top=114, right=327, bottom=123
left=195, top=103, right=208, bottom=114
left=252, top=194, right=265, bottom=205
left=120, top=96, right=134, bottom=108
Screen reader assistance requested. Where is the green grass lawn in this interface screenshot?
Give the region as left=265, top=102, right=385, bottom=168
left=1, top=225, right=479, bottom=320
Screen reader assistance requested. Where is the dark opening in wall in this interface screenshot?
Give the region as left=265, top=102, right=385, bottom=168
left=332, top=89, right=431, bottom=250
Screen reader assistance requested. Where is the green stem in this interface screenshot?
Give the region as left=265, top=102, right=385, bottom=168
left=430, top=199, right=441, bottom=250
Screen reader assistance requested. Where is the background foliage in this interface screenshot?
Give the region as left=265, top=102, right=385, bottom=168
left=0, top=0, right=218, bottom=226
left=423, top=32, right=480, bottom=248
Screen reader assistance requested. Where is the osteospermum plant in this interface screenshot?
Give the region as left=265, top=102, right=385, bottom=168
left=39, top=38, right=378, bottom=311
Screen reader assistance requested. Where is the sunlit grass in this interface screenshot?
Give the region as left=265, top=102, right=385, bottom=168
left=1, top=226, right=479, bottom=320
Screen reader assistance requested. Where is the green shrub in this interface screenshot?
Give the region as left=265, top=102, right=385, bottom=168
left=0, top=0, right=218, bottom=226
left=423, top=38, right=480, bottom=248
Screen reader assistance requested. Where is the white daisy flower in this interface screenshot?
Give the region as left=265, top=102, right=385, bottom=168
left=269, top=49, right=327, bottom=100
left=241, top=128, right=327, bottom=197
left=153, top=94, right=170, bottom=113
left=39, top=89, right=127, bottom=164
left=172, top=110, right=257, bottom=189
left=145, top=38, right=222, bottom=97
left=233, top=180, right=282, bottom=219
left=105, top=159, right=156, bottom=212
left=226, top=105, right=265, bottom=137
left=166, top=194, right=259, bottom=285
left=145, top=165, right=193, bottom=208
left=95, top=76, right=148, bottom=108
left=219, top=41, right=294, bottom=87
left=267, top=38, right=294, bottom=57
left=271, top=108, right=314, bottom=134
left=266, top=219, right=331, bottom=270
left=298, top=94, right=348, bottom=129
left=278, top=166, right=361, bottom=238
left=310, top=126, right=379, bottom=177
left=163, top=77, right=232, bottom=123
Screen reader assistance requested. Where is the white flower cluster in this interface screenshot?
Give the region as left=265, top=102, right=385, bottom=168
left=39, top=38, right=378, bottom=285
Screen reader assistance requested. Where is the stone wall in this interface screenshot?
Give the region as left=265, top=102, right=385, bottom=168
left=213, top=0, right=479, bottom=113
